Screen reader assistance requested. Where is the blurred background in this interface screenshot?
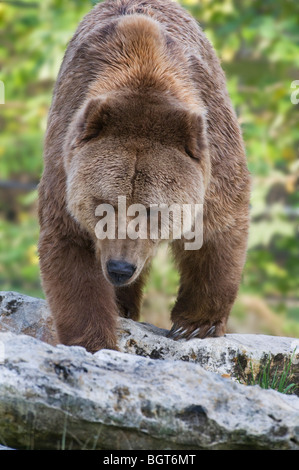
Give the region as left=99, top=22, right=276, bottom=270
left=0, top=0, right=298, bottom=336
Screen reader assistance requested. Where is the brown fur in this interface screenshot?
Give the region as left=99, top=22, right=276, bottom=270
left=38, top=0, right=250, bottom=352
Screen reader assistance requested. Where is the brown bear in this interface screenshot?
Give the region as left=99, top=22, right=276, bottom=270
left=38, top=0, right=251, bottom=352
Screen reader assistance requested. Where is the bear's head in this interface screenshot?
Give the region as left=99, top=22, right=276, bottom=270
left=63, top=90, right=210, bottom=286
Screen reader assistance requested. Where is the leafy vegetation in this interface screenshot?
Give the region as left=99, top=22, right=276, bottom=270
left=0, top=0, right=298, bottom=336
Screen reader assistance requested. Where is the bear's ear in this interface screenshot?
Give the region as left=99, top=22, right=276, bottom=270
left=71, top=97, right=110, bottom=149
left=182, top=112, right=207, bottom=161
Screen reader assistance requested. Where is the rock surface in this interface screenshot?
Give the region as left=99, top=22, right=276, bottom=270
left=0, top=291, right=299, bottom=450
left=1, top=331, right=299, bottom=450
left=0, top=291, right=57, bottom=345
left=118, top=319, right=299, bottom=391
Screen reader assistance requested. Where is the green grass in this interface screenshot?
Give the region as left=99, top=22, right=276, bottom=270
left=238, top=348, right=298, bottom=395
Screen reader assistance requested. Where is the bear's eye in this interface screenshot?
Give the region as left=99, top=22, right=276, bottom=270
left=184, top=147, right=198, bottom=161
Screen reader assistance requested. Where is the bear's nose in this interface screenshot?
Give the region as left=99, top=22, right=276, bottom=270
left=106, top=259, right=136, bottom=285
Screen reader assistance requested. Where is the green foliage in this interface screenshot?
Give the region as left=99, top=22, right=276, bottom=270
left=0, top=0, right=95, bottom=295
left=182, top=0, right=299, bottom=330
left=0, top=0, right=298, bottom=335
left=238, top=349, right=298, bottom=395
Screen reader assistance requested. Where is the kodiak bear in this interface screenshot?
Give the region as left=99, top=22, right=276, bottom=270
left=38, top=0, right=251, bottom=352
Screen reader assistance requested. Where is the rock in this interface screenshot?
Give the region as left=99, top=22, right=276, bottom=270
left=1, top=291, right=299, bottom=392
left=118, top=319, right=299, bottom=395
left=0, top=331, right=299, bottom=450
left=0, top=291, right=299, bottom=450
left=0, top=291, right=57, bottom=346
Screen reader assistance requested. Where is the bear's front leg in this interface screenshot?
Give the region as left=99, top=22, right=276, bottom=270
left=115, top=266, right=150, bottom=321
left=39, top=233, right=119, bottom=352
left=168, top=229, right=248, bottom=340
left=115, top=283, right=143, bottom=321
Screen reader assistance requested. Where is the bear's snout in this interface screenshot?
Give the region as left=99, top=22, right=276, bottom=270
left=106, top=259, right=136, bottom=286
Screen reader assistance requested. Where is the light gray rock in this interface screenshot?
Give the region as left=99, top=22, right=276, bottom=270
left=1, top=291, right=299, bottom=392
left=118, top=319, right=299, bottom=393
left=0, top=291, right=299, bottom=450
left=0, top=331, right=299, bottom=450
left=0, top=291, right=57, bottom=345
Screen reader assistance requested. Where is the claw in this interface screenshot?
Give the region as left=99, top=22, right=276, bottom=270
left=167, top=326, right=192, bottom=340
left=202, top=325, right=216, bottom=339
left=180, top=328, right=189, bottom=338
left=168, top=324, right=216, bottom=341
left=187, top=327, right=201, bottom=340
left=166, top=327, right=174, bottom=338
left=167, top=326, right=183, bottom=339
left=172, top=327, right=185, bottom=339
